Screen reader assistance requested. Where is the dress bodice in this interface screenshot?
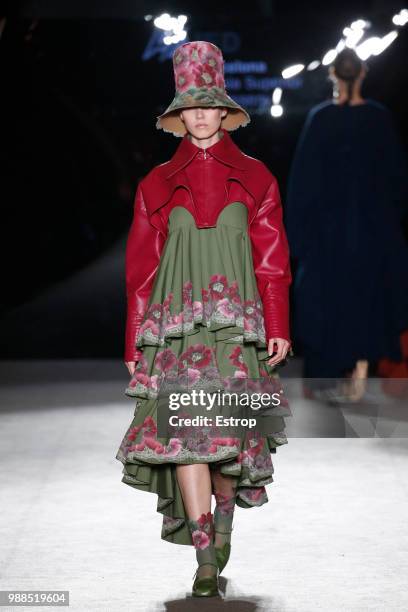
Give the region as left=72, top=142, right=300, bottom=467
left=168, top=201, right=248, bottom=234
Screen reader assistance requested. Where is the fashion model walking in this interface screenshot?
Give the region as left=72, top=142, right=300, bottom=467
left=285, top=48, right=408, bottom=401
left=116, top=41, right=293, bottom=598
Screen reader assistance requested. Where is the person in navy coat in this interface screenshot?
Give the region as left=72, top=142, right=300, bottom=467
left=285, top=48, right=408, bottom=398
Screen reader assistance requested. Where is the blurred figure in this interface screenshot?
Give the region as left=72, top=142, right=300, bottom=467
left=285, top=48, right=408, bottom=400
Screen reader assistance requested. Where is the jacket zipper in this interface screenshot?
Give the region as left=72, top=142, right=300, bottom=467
left=203, top=148, right=207, bottom=225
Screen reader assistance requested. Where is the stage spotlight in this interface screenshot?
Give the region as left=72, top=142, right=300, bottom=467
left=282, top=64, right=304, bottom=79
left=153, top=13, right=188, bottom=45
left=270, top=104, right=283, bottom=117
left=272, top=87, right=282, bottom=104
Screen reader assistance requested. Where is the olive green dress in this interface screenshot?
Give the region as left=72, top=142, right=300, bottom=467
left=115, top=201, right=292, bottom=546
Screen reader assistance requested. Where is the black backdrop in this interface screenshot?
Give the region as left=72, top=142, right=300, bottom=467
left=1, top=0, right=407, bottom=357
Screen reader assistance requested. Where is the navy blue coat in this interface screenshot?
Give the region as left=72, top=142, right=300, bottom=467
left=285, top=98, right=408, bottom=376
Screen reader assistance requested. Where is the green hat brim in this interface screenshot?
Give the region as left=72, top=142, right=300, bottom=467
left=156, top=87, right=251, bottom=137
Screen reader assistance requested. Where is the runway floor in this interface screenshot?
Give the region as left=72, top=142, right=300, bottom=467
left=1, top=360, right=407, bottom=612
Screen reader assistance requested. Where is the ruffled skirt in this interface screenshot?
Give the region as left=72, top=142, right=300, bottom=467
left=115, top=202, right=291, bottom=545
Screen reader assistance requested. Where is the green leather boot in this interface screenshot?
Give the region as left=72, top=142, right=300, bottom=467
left=214, top=527, right=233, bottom=574
left=187, top=512, right=220, bottom=597
left=192, top=562, right=220, bottom=597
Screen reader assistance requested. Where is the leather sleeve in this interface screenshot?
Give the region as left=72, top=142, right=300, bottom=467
left=124, top=181, right=167, bottom=362
left=249, top=174, right=292, bottom=346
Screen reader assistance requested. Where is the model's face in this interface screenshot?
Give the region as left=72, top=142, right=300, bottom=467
left=180, top=107, right=227, bottom=139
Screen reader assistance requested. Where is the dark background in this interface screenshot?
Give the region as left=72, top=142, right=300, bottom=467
left=1, top=0, right=407, bottom=358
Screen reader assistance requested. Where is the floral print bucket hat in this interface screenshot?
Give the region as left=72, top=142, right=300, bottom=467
left=156, top=40, right=251, bottom=137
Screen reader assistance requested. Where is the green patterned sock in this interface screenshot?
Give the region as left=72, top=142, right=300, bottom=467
left=214, top=491, right=236, bottom=548
left=187, top=512, right=218, bottom=578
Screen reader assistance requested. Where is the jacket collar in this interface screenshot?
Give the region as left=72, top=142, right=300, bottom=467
left=164, top=127, right=247, bottom=178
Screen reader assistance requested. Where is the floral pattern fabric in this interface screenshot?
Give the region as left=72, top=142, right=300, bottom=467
left=115, top=201, right=291, bottom=547
left=136, top=275, right=266, bottom=350
left=156, top=41, right=250, bottom=135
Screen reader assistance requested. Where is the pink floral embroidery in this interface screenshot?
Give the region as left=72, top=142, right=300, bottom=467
left=193, top=301, right=203, bottom=318
left=235, top=431, right=273, bottom=476
left=172, top=41, right=226, bottom=91
left=128, top=431, right=183, bottom=457
left=209, top=274, right=226, bottom=295
left=197, top=512, right=214, bottom=536
left=135, top=276, right=266, bottom=350
left=176, top=69, right=195, bottom=92
left=214, top=492, right=236, bottom=516
left=139, top=318, right=160, bottom=338
left=179, top=344, right=213, bottom=369
left=189, top=512, right=214, bottom=549
left=229, top=346, right=249, bottom=376
left=192, top=530, right=210, bottom=549
left=241, top=487, right=266, bottom=502
left=154, top=349, right=178, bottom=372
left=193, top=63, right=217, bottom=87
left=119, top=409, right=242, bottom=462
left=188, top=42, right=205, bottom=63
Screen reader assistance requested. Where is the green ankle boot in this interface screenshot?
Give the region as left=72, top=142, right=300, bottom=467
left=192, top=563, right=220, bottom=597
left=214, top=527, right=233, bottom=574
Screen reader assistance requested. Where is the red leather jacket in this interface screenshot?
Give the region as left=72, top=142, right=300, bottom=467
left=124, top=128, right=292, bottom=362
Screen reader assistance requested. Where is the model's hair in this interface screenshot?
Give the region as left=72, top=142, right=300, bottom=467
left=332, top=49, right=364, bottom=105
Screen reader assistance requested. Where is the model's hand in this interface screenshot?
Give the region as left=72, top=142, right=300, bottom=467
left=267, top=338, right=290, bottom=367
left=125, top=361, right=137, bottom=376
